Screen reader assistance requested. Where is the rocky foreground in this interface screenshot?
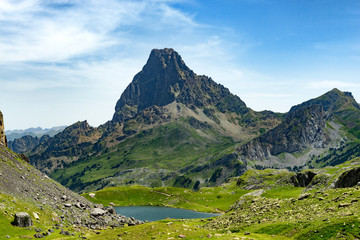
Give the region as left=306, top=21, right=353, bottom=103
left=0, top=143, right=142, bottom=234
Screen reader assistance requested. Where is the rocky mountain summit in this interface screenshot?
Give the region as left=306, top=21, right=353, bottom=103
left=113, top=48, right=248, bottom=123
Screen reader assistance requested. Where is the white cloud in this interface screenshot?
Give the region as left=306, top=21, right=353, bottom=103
left=0, top=0, right=198, bottom=63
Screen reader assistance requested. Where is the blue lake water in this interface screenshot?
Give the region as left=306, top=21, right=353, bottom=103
left=115, top=206, right=220, bottom=222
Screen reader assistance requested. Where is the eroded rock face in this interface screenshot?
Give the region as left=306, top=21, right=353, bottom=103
left=290, top=171, right=317, bottom=187
left=0, top=111, right=7, bottom=147
left=238, top=105, right=327, bottom=161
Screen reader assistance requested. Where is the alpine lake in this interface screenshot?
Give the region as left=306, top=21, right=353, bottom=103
left=115, top=206, right=220, bottom=222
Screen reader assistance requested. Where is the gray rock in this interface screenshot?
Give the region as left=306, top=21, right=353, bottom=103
left=13, top=212, right=32, bottom=227
left=298, top=193, right=311, bottom=200
left=244, top=189, right=265, bottom=197
left=91, top=208, right=106, bottom=216
left=34, top=233, right=43, bottom=238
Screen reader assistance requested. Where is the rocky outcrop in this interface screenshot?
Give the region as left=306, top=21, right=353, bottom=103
left=238, top=105, right=327, bottom=161
left=334, top=167, right=360, bottom=188
left=112, top=48, right=248, bottom=122
left=290, top=171, right=317, bottom=187
left=13, top=212, right=33, bottom=227
left=0, top=111, right=7, bottom=147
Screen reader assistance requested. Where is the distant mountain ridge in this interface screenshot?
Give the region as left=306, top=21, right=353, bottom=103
left=6, top=125, right=66, bottom=141
left=21, top=48, right=360, bottom=192
left=7, top=125, right=67, bottom=154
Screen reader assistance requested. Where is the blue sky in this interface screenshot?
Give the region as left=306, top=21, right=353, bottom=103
left=1, top=0, right=359, bottom=130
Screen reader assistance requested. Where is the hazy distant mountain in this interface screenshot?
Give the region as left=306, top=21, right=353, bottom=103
left=6, top=126, right=66, bottom=141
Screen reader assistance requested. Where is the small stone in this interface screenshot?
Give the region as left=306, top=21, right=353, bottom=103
left=75, top=202, right=82, bottom=208
left=326, top=207, right=336, bottom=211
left=34, top=233, right=43, bottom=238
left=64, top=203, right=72, bottom=207
left=33, top=212, right=40, bottom=220
left=89, top=193, right=95, bottom=198
left=298, top=193, right=311, bottom=200
left=60, top=229, right=71, bottom=236
left=338, top=203, right=352, bottom=208
left=178, top=234, right=186, bottom=238
left=206, top=234, right=212, bottom=238
left=244, top=232, right=250, bottom=235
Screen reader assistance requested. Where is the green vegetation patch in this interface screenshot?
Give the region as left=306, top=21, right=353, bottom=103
left=52, top=119, right=236, bottom=192
left=83, top=184, right=250, bottom=213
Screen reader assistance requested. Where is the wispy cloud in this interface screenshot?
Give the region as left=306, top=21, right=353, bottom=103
left=0, top=0, right=198, bottom=63
left=306, top=80, right=360, bottom=89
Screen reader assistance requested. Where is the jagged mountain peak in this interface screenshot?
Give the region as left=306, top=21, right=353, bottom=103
left=112, top=48, right=192, bottom=122
left=144, top=48, right=190, bottom=73
left=112, top=48, right=248, bottom=122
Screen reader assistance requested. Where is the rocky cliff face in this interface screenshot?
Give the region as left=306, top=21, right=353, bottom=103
left=238, top=105, right=327, bottom=161
left=0, top=111, right=7, bottom=147
left=112, top=48, right=248, bottom=122
left=237, top=88, right=360, bottom=168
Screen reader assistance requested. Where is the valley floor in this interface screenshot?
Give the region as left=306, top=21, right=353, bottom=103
left=3, top=159, right=360, bottom=239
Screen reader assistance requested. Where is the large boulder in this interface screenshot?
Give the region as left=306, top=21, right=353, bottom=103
left=13, top=212, right=32, bottom=227
left=90, top=208, right=106, bottom=217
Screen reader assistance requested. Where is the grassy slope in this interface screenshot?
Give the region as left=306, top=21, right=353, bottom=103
left=51, top=119, right=236, bottom=191
left=82, top=183, right=250, bottom=213
left=4, top=159, right=360, bottom=239
left=75, top=158, right=360, bottom=239
left=0, top=193, right=82, bottom=239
